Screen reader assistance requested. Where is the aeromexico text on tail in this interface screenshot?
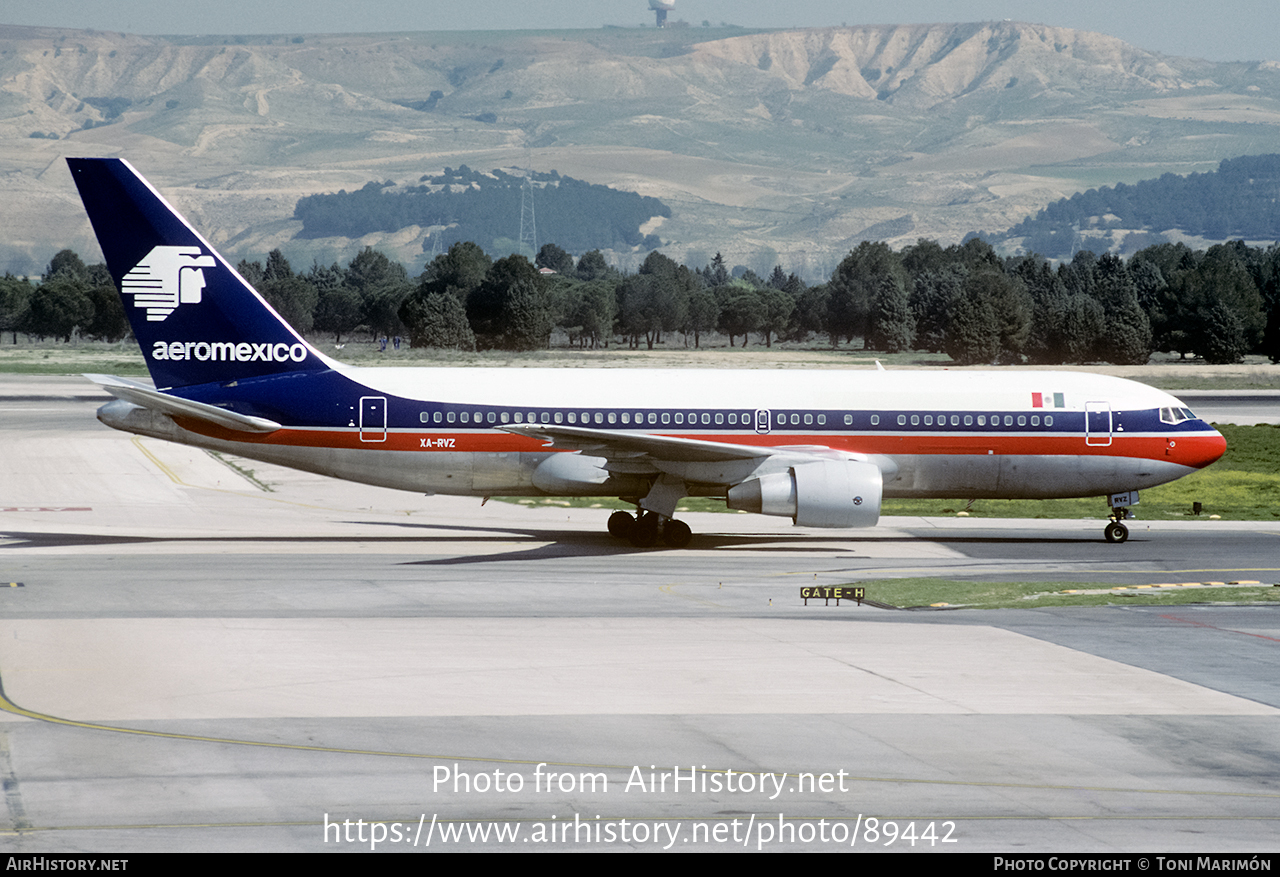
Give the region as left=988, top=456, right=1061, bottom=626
left=68, top=157, right=1226, bottom=548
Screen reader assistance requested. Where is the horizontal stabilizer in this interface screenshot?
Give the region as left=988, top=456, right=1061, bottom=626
left=86, top=374, right=281, bottom=434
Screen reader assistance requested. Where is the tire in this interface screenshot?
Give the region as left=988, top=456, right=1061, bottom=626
left=1104, top=521, right=1129, bottom=543
left=607, top=511, right=635, bottom=539
left=662, top=519, right=692, bottom=548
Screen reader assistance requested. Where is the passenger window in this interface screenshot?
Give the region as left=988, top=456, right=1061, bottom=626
left=500, top=412, right=509, bottom=424
left=420, top=412, right=430, bottom=423
left=1045, top=415, right=1054, bottom=426
left=661, top=412, right=670, bottom=425
left=964, top=415, right=972, bottom=426
left=818, top=414, right=826, bottom=425
left=897, top=415, right=906, bottom=425
left=434, top=412, right=442, bottom=424
left=868, top=415, right=877, bottom=426
left=514, top=412, right=523, bottom=423
left=1031, top=415, right=1039, bottom=426
left=701, top=413, right=710, bottom=425
left=788, top=414, right=797, bottom=425
left=911, top=415, right=920, bottom=426
left=647, top=413, right=657, bottom=424
left=621, top=413, right=630, bottom=424
left=460, top=412, right=469, bottom=424
left=977, top=415, right=985, bottom=426
left=540, top=412, right=549, bottom=424
left=675, top=413, right=684, bottom=424
left=715, top=413, right=724, bottom=425
left=1017, top=415, right=1026, bottom=426
left=447, top=411, right=456, bottom=423
left=568, top=412, right=577, bottom=424
left=728, top=413, right=737, bottom=425
left=1004, top=415, right=1013, bottom=426
left=608, top=413, right=616, bottom=424
left=924, top=415, right=933, bottom=426
left=554, top=412, right=563, bottom=424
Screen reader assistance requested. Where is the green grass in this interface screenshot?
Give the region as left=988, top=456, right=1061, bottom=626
left=0, top=341, right=148, bottom=376
left=840, top=577, right=1280, bottom=610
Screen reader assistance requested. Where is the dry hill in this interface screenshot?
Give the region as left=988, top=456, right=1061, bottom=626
left=2, top=21, right=1279, bottom=277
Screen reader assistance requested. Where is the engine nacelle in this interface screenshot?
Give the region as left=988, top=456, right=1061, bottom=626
left=726, top=460, right=882, bottom=528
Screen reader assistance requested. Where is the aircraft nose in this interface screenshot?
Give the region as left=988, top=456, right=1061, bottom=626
left=1171, top=427, right=1226, bottom=469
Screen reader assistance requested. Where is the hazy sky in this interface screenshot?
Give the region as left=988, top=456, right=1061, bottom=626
left=5, top=1, right=1275, bottom=64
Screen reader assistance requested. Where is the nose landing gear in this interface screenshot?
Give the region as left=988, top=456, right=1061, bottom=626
left=1104, top=491, right=1138, bottom=543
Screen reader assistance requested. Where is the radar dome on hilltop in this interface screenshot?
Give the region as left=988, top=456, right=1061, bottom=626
left=649, top=0, right=675, bottom=27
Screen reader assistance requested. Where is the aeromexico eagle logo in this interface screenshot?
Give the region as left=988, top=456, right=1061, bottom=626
left=123, top=245, right=216, bottom=321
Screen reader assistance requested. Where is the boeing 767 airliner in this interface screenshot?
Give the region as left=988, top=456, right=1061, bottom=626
left=68, top=158, right=1225, bottom=547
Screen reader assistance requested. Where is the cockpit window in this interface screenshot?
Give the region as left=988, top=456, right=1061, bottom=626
left=1160, top=407, right=1196, bottom=424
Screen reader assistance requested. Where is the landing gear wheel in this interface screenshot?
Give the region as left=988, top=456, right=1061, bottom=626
left=1104, top=521, right=1129, bottom=543
left=607, top=511, right=635, bottom=539
left=662, top=519, right=692, bottom=548
left=629, top=512, right=660, bottom=548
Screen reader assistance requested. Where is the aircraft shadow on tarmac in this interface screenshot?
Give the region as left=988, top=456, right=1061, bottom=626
left=0, top=522, right=1113, bottom=561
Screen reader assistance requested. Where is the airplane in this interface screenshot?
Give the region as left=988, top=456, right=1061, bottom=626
left=68, top=157, right=1227, bottom=548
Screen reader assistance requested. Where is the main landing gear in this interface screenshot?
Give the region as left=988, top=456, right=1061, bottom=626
left=607, top=510, right=692, bottom=549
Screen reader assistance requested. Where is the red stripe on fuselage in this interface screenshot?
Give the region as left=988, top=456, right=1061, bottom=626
left=173, top=418, right=1226, bottom=470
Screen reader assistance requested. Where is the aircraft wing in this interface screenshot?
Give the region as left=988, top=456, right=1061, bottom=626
left=86, top=374, right=282, bottom=434
left=500, top=423, right=773, bottom=464
left=502, top=423, right=899, bottom=482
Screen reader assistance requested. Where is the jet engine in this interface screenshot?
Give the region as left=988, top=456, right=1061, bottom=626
left=726, top=459, right=882, bottom=528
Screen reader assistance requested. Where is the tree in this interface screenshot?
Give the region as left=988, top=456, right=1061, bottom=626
left=869, top=274, right=915, bottom=353
left=757, top=287, right=795, bottom=348
left=717, top=289, right=765, bottom=347
left=910, top=267, right=965, bottom=353
left=44, top=249, right=89, bottom=283
left=1197, top=300, right=1247, bottom=364
left=314, top=287, right=365, bottom=344
left=0, top=275, right=32, bottom=344
left=467, top=255, right=551, bottom=350
left=708, top=252, right=729, bottom=286
left=24, top=276, right=94, bottom=342
left=575, top=249, right=612, bottom=282
left=1093, top=254, right=1151, bottom=365
left=263, top=275, right=318, bottom=335
left=399, top=291, right=476, bottom=350
left=535, top=243, right=575, bottom=275
left=684, top=287, right=720, bottom=348
left=346, top=248, right=410, bottom=339
left=944, top=283, right=999, bottom=365
left=422, top=242, right=492, bottom=300
left=827, top=242, right=911, bottom=349
left=560, top=280, right=616, bottom=349
left=83, top=284, right=129, bottom=342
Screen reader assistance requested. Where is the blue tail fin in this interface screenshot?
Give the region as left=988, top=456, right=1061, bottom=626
left=68, top=158, right=328, bottom=390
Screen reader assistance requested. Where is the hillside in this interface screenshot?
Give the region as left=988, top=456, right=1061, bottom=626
left=3, top=21, right=1280, bottom=277
left=989, top=154, right=1280, bottom=257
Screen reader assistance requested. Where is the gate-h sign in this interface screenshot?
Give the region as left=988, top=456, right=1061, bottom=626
left=800, top=586, right=864, bottom=606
